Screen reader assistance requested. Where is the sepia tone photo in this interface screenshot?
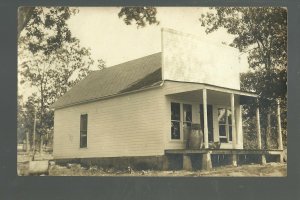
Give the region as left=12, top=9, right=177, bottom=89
left=17, top=7, right=287, bottom=176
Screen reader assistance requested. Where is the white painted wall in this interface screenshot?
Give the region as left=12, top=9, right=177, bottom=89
left=162, top=81, right=244, bottom=150
left=53, top=81, right=245, bottom=160
left=162, top=28, right=241, bottom=90
left=53, top=88, right=166, bottom=159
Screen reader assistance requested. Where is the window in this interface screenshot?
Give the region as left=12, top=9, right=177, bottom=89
left=171, top=102, right=181, bottom=139
left=183, top=104, right=192, bottom=140
left=170, top=102, right=193, bottom=140
left=218, top=108, right=232, bottom=143
left=80, top=114, right=88, bottom=148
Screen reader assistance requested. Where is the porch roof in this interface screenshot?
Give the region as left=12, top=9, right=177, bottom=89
left=164, top=80, right=257, bottom=105
left=164, top=80, right=258, bottom=98
left=204, top=83, right=258, bottom=105
left=204, top=84, right=257, bottom=98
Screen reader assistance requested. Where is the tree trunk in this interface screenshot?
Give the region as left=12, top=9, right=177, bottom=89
left=18, top=7, right=35, bottom=38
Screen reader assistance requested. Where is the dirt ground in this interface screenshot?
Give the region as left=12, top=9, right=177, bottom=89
left=17, top=152, right=287, bottom=177
left=18, top=162, right=287, bottom=177
left=46, top=162, right=286, bottom=177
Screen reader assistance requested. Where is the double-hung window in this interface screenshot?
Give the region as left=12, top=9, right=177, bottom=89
left=80, top=114, right=88, bottom=148
left=171, top=102, right=181, bottom=140
left=171, top=102, right=192, bottom=140
left=218, top=108, right=232, bottom=143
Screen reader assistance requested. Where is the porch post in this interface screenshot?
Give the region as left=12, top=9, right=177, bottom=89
left=277, top=99, right=283, bottom=150
left=256, top=107, right=262, bottom=149
left=202, top=89, right=212, bottom=170
left=256, top=106, right=266, bottom=165
left=230, top=93, right=238, bottom=166
left=277, top=99, right=284, bottom=163
left=230, top=94, right=237, bottom=149
left=266, top=111, right=271, bottom=149
left=203, top=88, right=209, bottom=149
left=236, top=105, right=243, bottom=146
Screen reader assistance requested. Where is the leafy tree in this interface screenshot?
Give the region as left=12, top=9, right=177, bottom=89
left=96, top=59, right=106, bottom=70
left=17, top=94, right=40, bottom=148
left=19, top=37, right=94, bottom=136
left=18, top=7, right=78, bottom=55
left=18, top=7, right=35, bottom=38
left=18, top=7, right=98, bottom=144
left=118, top=7, right=159, bottom=28
left=18, top=6, right=158, bottom=148
left=17, top=95, right=26, bottom=143
left=199, top=7, right=287, bottom=147
left=18, top=6, right=159, bottom=54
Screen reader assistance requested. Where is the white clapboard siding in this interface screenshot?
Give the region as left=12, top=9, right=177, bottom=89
left=54, top=81, right=245, bottom=159
left=162, top=81, right=202, bottom=149
left=161, top=81, right=244, bottom=150
left=163, top=81, right=204, bottom=95
left=53, top=87, right=166, bottom=159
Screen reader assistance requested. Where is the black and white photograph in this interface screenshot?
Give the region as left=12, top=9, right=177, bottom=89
left=17, top=7, right=287, bottom=176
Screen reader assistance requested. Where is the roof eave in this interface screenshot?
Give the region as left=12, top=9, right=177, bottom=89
left=164, top=80, right=258, bottom=97
left=52, top=81, right=164, bottom=110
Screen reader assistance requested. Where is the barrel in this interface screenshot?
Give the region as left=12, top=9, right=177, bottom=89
left=188, top=124, right=203, bottom=149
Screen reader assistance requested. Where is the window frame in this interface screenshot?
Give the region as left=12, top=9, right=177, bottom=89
left=170, top=101, right=194, bottom=142
left=80, top=114, right=88, bottom=148
left=217, top=107, right=232, bottom=143
left=171, top=102, right=182, bottom=140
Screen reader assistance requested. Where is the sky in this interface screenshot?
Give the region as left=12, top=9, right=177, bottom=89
left=67, top=7, right=249, bottom=70
left=19, top=7, right=249, bottom=102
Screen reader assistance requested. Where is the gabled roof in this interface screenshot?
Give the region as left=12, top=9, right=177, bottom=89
left=52, top=52, right=163, bottom=109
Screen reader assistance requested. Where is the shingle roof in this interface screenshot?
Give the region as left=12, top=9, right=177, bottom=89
left=52, top=52, right=163, bottom=109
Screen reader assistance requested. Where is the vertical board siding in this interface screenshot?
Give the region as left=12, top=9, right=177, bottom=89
left=53, top=88, right=165, bottom=159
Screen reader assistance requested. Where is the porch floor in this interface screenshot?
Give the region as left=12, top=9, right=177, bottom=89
left=165, top=149, right=283, bottom=155
left=164, top=149, right=284, bottom=171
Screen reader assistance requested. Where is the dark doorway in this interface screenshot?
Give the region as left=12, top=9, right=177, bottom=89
left=200, top=104, right=213, bottom=142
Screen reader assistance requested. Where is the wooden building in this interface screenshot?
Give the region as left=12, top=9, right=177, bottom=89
left=51, top=28, right=283, bottom=170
